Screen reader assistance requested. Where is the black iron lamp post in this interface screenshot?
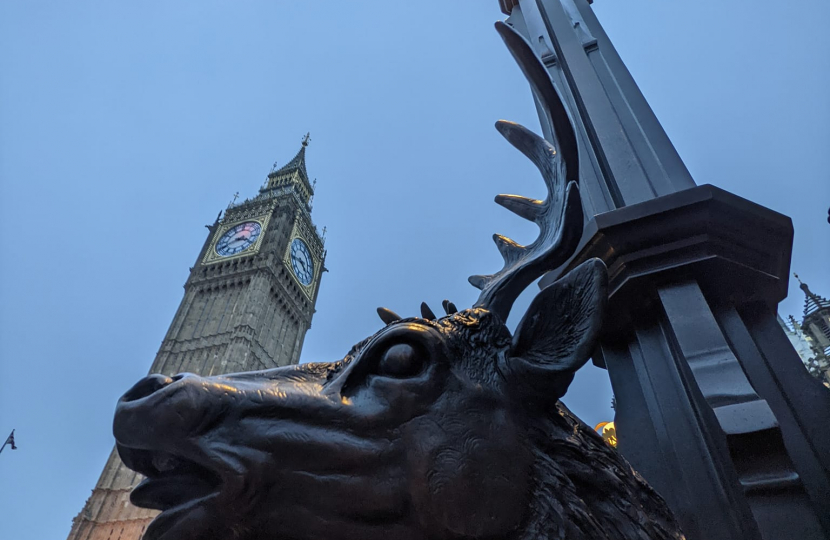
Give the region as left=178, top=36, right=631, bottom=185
left=498, top=2, right=830, bottom=539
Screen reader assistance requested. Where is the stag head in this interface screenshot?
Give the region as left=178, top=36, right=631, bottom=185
left=114, top=21, right=683, bottom=540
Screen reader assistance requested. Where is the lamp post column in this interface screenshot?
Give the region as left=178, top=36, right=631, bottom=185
left=500, top=1, right=830, bottom=539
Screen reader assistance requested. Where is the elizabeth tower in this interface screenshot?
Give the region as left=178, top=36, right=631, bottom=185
left=67, top=136, right=326, bottom=540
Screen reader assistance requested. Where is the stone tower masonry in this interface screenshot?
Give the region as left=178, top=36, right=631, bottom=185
left=66, top=137, right=326, bottom=540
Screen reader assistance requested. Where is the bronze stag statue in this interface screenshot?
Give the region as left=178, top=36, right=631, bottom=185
left=114, top=22, right=684, bottom=540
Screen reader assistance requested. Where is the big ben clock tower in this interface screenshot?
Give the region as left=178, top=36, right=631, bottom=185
left=66, top=135, right=326, bottom=540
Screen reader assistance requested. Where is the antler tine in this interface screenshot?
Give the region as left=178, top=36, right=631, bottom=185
left=496, top=120, right=568, bottom=213
left=493, top=234, right=524, bottom=266
left=468, top=274, right=492, bottom=291
left=467, top=22, right=583, bottom=322
left=494, top=194, right=542, bottom=222
left=494, top=21, right=578, bottom=183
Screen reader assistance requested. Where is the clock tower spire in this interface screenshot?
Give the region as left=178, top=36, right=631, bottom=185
left=262, top=133, right=313, bottom=207
left=66, top=138, right=327, bottom=540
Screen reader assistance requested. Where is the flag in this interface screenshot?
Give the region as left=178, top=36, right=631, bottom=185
left=5, top=430, right=16, bottom=450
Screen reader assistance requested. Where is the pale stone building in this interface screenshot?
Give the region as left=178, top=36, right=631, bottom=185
left=779, top=275, right=830, bottom=387
left=66, top=137, right=326, bottom=540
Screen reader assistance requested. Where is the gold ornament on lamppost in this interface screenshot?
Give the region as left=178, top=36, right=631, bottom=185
left=594, top=422, right=617, bottom=448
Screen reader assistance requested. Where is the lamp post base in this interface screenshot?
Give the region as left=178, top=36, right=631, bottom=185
left=542, top=184, right=830, bottom=540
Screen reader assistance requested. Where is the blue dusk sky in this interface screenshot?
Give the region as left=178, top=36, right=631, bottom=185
left=1, top=1, right=828, bottom=539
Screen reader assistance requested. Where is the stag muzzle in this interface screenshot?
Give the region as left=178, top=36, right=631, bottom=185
left=114, top=372, right=214, bottom=450
left=113, top=364, right=355, bottom=539
left=114, top=364, right=337, bottom=450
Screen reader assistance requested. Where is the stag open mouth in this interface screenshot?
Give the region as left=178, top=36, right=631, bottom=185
left=118, top=444, right=223, bottom=540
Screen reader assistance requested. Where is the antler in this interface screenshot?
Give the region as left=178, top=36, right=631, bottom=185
left=468, top=22, right=584, bottom=322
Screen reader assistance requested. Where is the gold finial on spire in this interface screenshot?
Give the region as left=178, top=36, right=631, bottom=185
left=794, top=273, right=804, bottom=285
left=302, top=132, right=311, bottom=147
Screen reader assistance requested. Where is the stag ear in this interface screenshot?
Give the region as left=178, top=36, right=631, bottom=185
left=503, top=259, right=607, bottom=402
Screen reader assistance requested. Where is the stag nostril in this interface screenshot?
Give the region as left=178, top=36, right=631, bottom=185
left=121, top=374, right=174, bottom=402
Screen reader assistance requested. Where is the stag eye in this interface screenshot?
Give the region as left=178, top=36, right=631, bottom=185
left=376, top=343, right=424, bottom=378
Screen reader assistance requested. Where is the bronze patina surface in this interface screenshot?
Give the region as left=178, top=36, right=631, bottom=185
left=114, top=22, right=684, bottom=540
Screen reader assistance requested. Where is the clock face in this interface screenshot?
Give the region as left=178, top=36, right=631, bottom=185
left=290, top=238, right=314, bottom=286
left=215, top=221, right=262, bottom=257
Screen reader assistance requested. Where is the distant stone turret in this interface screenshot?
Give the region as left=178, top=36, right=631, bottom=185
left=780, top=275, right=830, bottom=387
